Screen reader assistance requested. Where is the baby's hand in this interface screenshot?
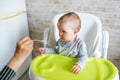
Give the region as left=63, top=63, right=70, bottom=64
left=37, top=48, right=44, bottom=54
left=71, top=64, right=81, bottom=74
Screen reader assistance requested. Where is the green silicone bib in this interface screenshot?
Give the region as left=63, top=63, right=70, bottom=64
left=31, top=54, right=118, bottom=80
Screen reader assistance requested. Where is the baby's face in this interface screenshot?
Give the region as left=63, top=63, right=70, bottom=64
left=58, top=23, right=77, bottom=42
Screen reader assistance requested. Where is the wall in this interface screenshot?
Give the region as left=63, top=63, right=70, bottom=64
left=26, top=0, right=120, bottom=75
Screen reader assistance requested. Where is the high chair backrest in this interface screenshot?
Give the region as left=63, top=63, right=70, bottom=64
left=46, top=12, right=103, bottom=57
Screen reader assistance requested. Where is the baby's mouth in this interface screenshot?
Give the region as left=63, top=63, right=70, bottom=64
left=61, top=38, right=64, bottom=40
left=61, top=38, right=66, bottom=42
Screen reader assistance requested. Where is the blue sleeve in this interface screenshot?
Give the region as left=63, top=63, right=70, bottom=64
left=44, top=39, right=61, bottom=53
left=44, top=40, right=60, bottom=53
left=76, top=41, right=88, bottom=70
left=44, top=48, right=57, bottom=53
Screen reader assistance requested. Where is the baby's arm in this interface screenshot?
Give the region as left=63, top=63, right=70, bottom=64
left=76, top=41, right=88, bottom=69
left=37, top=40, right=60, bottom=54
left=37, top=47, right=57, bottom=54
left=75, top=41, right=88, bottom=73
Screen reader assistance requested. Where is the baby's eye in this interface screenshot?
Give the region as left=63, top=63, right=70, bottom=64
left=62, top=30, right=66, bottom=33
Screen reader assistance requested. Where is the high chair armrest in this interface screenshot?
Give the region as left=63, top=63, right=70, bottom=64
left=44, top=28, right=50, bottom=48
left=102, top=31, right=109, bottom=59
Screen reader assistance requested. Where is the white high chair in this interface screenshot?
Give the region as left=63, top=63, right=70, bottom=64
left=45, top=12, right=108, bottom=59
left=0, top=0, right=32, bottom=80
left=29, top=12, right=119, bottom=80
left=44, top=12, right=119, bottom=80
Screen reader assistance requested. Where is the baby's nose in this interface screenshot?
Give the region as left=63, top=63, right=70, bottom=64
left=59, top=32, right=63, bottom=36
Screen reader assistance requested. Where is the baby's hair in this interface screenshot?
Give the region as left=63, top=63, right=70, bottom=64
left=57, top=12, right=81, bottom=31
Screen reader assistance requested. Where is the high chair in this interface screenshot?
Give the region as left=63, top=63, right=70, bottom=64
left=29, top=12, right=119, bottom=80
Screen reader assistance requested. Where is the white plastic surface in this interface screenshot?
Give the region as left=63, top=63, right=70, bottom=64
left=0, top=0, right=32, bottom=80
left=102, top=31, right=109, bottom=59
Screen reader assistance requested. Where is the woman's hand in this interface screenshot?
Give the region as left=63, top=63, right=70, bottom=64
left=7, top=36, right=33, bottom=71
left=14, top=36, right=33, bottom=61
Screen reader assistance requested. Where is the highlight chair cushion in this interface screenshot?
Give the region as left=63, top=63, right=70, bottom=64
left=31, top=54, right=118, bottom=80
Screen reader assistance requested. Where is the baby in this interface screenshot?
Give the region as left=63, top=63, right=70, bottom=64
left=38, top=12, right=88, bottom=74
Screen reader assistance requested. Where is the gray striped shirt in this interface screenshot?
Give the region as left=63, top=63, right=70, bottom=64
left=45, top=38, right=88, bottom=70
left=0, top=66, right=16, bottom=80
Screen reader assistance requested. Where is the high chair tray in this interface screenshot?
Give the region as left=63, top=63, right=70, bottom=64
left=30, top=54, right=118, bottom=80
